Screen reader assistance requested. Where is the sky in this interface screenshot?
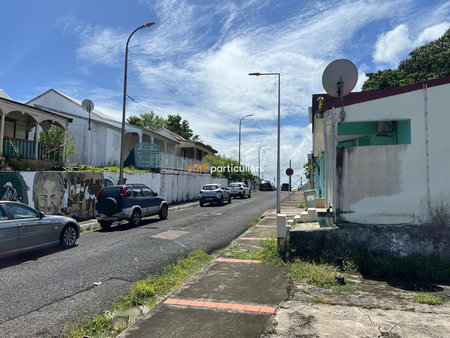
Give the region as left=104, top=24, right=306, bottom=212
left=1, top=0, right=449, bottom=186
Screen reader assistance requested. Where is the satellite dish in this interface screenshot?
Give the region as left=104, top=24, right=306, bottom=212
left=82, top=99, right=94, bottom=131
left=81, top=99, right=94, bottom=113
left=322, top=59, right=358, bottom=98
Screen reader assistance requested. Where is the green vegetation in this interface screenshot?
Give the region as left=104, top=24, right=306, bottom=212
left=39, top=125, right=77, bottom=162
left=303, top=162, right=311, bottom=181
left=202, top=154, right=254, bottom=181
left=310, top=296, right=333, bottom=305
left=67, top=164, right=149, bottom=173
left=254, top=238, right=285, bottom=265
left=249, top=216, right=261, bottom=228
left=362, top=28, right=450, bottom=91
left=65, top=250, right=212, bottom=337
left=297, top=202, right=306, bottom=209
left=413, top=293, right=443, bottom=305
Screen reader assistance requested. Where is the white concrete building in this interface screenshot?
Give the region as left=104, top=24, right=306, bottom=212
left=310, top=76, right=450, bottom=224
left=27, top=89, right=178, bottom=166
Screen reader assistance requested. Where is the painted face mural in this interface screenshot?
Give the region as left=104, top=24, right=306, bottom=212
left=33, top=172, right=65, bottom=214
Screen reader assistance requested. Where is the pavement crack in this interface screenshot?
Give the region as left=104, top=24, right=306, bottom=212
left=357, top=307, right=373, bottom=324
left=378, top=323, right=400, bottom=337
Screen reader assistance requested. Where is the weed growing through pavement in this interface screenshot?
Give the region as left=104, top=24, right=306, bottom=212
left=297, top=202, right=306, bottom=209
left=248, top=216, right=261, bottom=227
left=413, top=293, right=443, bottom=305
left=64, top=250, right=212, bottom=338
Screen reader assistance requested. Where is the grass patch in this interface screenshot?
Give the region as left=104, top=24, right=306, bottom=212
left=413, top=293, right=443, bottom=305
left=65, top=250, right=212, bottom=337
left=219, top=249, right=257, bottom=260
left=67, top=164, right=149, bottom=173
left=248, top=216, right=261, bottom=227
left=288, top=259, right=356, bottom=292
left=297, top=202, right=306, bottom=209
left=253, top=237, right=284, bottom=265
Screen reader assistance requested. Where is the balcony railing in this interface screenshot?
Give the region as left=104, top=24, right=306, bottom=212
left=160, top=153, right=210, bottom=173
left=2, top=137, right=63, bottom=162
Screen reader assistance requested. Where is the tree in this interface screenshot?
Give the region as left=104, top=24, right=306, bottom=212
left=165, top=114, right=193, bottom=140
left=362, top=28, right=450, bottom=91
left=127, top=111, right=165, bottom=131
left=39, top=125, right=76, bottom=162
left=202, top=154, right=253, bottom=181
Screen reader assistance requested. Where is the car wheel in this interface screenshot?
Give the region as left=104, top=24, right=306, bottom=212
left=101, top=197, right=118, bottom=217
left=129, top=209, right=141, bottom=226
left=159, top=204, right=168, bottom=220
left=99, top=220, right=112, bottom=228
left=219, top=196, right=224, bottom=205
left=60, top=224, right=77, bottom=248
left=228, top=195, right=232, bottom=204
left=200, top=201, right=204, bottom=207
left=249, top=191, right=251, bottom=198
left=240, top=193, right=244, bottom=199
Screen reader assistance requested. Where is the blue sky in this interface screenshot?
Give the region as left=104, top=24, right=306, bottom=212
left=1, top=0, right=449, bottom=186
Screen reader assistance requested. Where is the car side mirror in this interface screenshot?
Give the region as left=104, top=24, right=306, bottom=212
left=153, top=192, right=158, bottom=196
left=39, top=211, right=45, bottom=219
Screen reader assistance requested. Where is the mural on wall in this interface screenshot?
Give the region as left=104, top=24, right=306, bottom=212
left=32, top=172, right=103, bottom=220
left=0, top=172, right=29, bottom=204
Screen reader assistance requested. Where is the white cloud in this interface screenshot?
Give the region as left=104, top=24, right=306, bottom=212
left=373, top=24, right=411, bottom=66
left=415, top=22, right=449, bottom=46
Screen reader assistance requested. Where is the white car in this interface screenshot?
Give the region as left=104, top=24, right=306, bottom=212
left=199, top=184, right=231, bottom=206
left=228, top=182, right=251, bottom=199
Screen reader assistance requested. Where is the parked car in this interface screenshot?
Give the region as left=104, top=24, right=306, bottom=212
left=95, top=184, right=168, bottom=228
left=228, top=182, right=251, bottom=199
left=259, top=180, right=273, bottom=191
left=199, top=184, right=231, bottom=206
left=281, top=183, right=291, bottom=191
left=0, top=201, right=80, bottom=258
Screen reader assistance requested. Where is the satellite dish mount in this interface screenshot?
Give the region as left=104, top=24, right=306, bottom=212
left=322, top=59, right=358, bottom=122
left=82, top=99, right=95, bottom=130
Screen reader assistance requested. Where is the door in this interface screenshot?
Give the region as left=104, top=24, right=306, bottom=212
left=132, top=186, right=147, bottom=215
left=141, top=185, right=158, bottom=215
left=0, top=205, right=18, bottom=255
left=5, top=203, right=59, bottom=249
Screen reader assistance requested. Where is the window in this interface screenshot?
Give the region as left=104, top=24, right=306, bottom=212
left=337, top=120, right=411, bottom=147
left=6, top=203, right=39, bottom=219
left=142, top=186, right=154, bottom=197
left=133, top=186, right=143, bottom=197
left=0, top=206, right=9, bottom=220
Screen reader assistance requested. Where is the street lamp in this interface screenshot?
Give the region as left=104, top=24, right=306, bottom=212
left=258, top=144, right=267, bottom=185
left=119, top=22, right=156, bottom=184
left=249, top=72, right=281, bottom=214
left=238, top=114, right=253, bottom=166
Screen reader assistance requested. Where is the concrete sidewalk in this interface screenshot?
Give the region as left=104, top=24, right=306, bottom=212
left=118, top=194, right=297, bottom=338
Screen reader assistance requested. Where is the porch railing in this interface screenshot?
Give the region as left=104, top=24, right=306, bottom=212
left=160, top=153, right=210, bottom=173
left=2, top=137, right=63, bottom=162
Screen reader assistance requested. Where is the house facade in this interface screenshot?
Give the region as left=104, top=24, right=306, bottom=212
left=310, top=76, right=450, bottom=224
left=27, top=89, right=178, bottom=166
left=0, top=90, right=71, bottom=166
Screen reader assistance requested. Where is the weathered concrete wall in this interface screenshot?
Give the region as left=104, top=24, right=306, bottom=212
left=0, top=171, right=227, bottom=221
left=290, top=223, right=450, bottom=261
left=332, top=82, right=450, bottom=224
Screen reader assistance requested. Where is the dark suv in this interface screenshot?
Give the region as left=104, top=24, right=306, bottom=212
left=95, top=184, right=168, bottom=228
left=259, top=180, right=273, bottom=191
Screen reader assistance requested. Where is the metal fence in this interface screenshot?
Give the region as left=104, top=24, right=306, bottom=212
left=2, top=137, right=63, bottom=162
left=160, top=153, right=210, bottom=173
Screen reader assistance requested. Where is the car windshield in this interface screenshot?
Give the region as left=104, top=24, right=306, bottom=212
left=229, top=183, right=241, bottom=187
left=202, top=185, right=218, bottom=190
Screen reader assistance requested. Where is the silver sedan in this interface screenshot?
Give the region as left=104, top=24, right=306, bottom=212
left=0, top=201, right=80, bottom=258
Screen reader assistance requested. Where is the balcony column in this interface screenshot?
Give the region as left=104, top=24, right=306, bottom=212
left=164, top=141, right=167, bottom=153
left=0, top=113, right=4, bottom=157
left=62, top=128, right=66, bottom=163
left=194, top=148, right=198, bottom=160
left=34, top=123, right=39, bottom=160
left=150, top=136, right=154, bottom=143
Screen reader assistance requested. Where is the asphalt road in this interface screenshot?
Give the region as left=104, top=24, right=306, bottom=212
left=0, top=190, right=285, bottom=337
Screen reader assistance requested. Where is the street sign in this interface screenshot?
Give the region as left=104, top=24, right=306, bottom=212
left=285, top=168, right=294, bottom=176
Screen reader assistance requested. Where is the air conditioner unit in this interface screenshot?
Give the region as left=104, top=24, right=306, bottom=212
left=376, top=121, right=394, bottom=133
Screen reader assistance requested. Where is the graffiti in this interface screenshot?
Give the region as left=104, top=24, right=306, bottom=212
left=0, top=172, right=29, bottom=204
left=33, top=172, right=65, bottom=215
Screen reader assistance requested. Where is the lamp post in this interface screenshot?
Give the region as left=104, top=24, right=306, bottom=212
left=249, top=72, right=281, bottom=214
left=238, top=114, right=253, bottom=166
left=119, top=22, right=155, bottom=184
left=258, top=144, right=267, bottom=186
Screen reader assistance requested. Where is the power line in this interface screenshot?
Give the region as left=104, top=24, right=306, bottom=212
left=127, top=94, right=154, bottom=114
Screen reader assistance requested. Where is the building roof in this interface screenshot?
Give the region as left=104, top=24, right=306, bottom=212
left=0, top=89, right=12, bottom=100
left=164, top=128, right=187, bottom=141
left=311, top=75, right=450, bottom=113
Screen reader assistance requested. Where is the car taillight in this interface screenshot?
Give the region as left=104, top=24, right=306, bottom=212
left=96, top=188, right=103, bottom=201
left=199, top=190, right=202, bottom=194
left=122, top=186, right=126, bottom=198
left=216, top=189, right=222, bottom=193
